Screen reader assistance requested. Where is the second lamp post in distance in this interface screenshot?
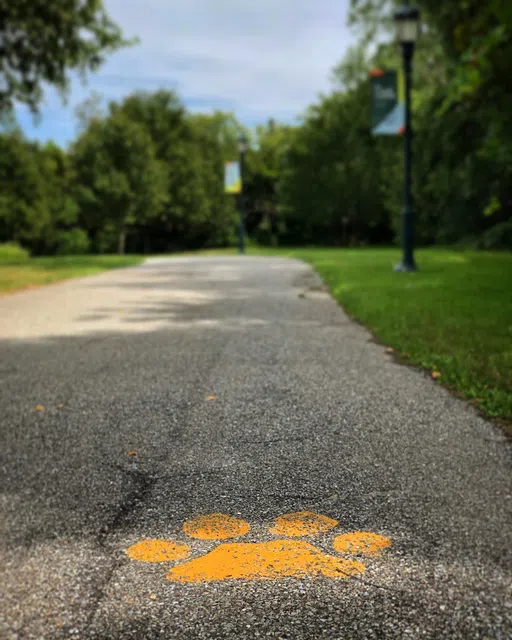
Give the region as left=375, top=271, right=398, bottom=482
left=237, top=134, right=248, bottom=255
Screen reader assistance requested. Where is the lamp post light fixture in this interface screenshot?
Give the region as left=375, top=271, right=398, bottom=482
left=237, top=133, right=249, bottom=255
left=393, top=2, right=420, bottom=273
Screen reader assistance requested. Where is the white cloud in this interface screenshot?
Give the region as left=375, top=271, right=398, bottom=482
left=18, top=0, right=355, bottom=143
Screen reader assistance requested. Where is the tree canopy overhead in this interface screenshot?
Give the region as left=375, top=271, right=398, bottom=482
left=0, top=0, right=131, bottom=114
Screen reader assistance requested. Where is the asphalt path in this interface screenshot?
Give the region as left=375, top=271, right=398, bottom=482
left=1, top=256, right=511, bottom=639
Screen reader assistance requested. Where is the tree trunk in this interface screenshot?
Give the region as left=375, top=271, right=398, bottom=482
left=118, top=228, right=127, bottom=255
left=144, top=234, right=151, bottom=255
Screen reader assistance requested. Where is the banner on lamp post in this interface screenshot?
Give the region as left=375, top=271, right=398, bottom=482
left=224, top=161, right=242, bottom=194
left=370, top=69, right=405, bottom=136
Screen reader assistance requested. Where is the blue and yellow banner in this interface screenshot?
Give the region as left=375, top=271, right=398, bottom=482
left=224, top=162, right=241, bottom=194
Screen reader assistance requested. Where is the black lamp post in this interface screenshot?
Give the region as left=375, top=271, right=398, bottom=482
left=393, top=2, right=420, bottom=272
left=237, top=133, right=248, bottom=255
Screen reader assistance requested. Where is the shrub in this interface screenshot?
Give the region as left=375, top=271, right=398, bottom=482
left=0, top=242, right=30, bottom=262
left=55, top=229, right=91, bottom=255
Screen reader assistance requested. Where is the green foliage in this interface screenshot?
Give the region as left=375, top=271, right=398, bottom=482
left=243, top=119, right=293, bottom=246
left=105, top=92, right=239, bottom=252
left=93, top=225, right=118, bottom=254
left=0, top=132, right=51, bottom=249
left=0, top=132, right=83, bottom=254
left=0, top=0, right=133, bottom=114
left=54, top=228, right=90, bottom=255
left=72, top=109, right=168, bottom=253
left=278, top=84, right=395, bottom=246
left=0, top=242, right=29, bottom=262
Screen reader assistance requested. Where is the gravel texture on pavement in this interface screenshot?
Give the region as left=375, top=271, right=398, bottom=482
left=1, top=257, right=511, bottom=639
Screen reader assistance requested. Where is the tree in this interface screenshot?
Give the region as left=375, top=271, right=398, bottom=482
left=72, top=111, right=168, bottom=254
left=278, top=82, right=395, bottom=247
left=185, top=111, right=239, bottom=249
left=0, top=0, right=132, bottom=114
left=242, top=119, right=292, bottom=245
left=112, top=92, right=238, bottom=251
left=0, top=132, right=50, bottom=249
left=0, top=131, right=86, bottom=254
left=37, top=142, right=81, bottom=253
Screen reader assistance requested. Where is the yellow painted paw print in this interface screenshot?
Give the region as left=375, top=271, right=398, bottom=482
left=126, top=512, right=391, bottom=583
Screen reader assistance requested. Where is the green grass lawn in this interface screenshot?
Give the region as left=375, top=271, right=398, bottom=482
left=0, top=245, right=143, bottom=294
left=278, top=247, right=511, bottom=423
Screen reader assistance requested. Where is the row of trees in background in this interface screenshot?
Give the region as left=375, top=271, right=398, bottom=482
left=0, top=0, right=510, bottom=254
left=0, top=92, right=295, bottom=254
left=0, top=94, right=245, bottom=254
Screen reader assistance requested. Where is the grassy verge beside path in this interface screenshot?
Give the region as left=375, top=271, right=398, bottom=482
left=0, top=246, right=143, bottom=294
left=288, top=248, right=512, bottom=423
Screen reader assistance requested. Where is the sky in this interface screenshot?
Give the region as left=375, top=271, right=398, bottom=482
left=15, top=0, right=355, bottom=146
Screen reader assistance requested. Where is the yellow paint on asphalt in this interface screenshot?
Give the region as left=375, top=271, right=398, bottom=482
left=126, top=512, right=392, bottom=584
left=126, top=539, right=191, bottom=563
left=268, top=511, right=338, bottom=537
left=167, top=540, right=365, bottom=583
left=333, top=531, right=391, bottom=556
left=183, top=513, right=251, bottom=540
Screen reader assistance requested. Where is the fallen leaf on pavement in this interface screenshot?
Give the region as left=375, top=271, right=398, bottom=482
left=207, top=396, right=217, bottom=401
left=432, top=371, right=442, bottom=379
left=386, top=347, right=394, bottom=354
left=128, top=451, right=138, bottom=456
left=35, top=404, right=45, bottom=412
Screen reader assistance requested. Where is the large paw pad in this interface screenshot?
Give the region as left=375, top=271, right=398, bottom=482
left=126, top=511, right=391, bottom=583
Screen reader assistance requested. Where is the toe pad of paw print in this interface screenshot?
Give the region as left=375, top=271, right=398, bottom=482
left=126, top=511, right=391, bottom=583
